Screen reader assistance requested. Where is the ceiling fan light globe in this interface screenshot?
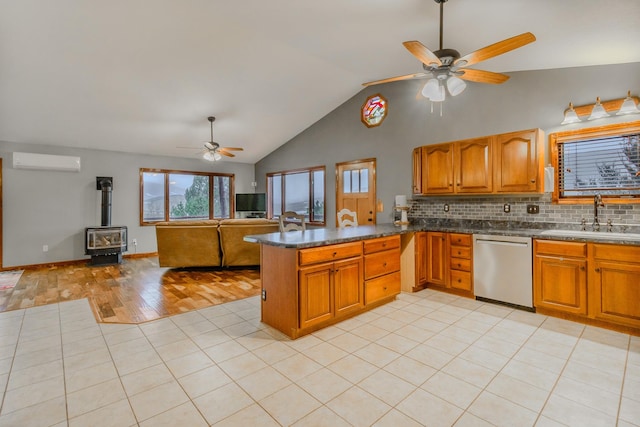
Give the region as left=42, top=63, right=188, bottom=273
left=203, top=151, right=216, bottom=161
left=422, top=78, right=440, bottom=99
left=446, top=76, right=466, bottom=96
left=213, top=152, right=222, bottom=161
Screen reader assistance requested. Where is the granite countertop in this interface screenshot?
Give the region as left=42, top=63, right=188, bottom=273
left=244, top=219, right=640, bottom=248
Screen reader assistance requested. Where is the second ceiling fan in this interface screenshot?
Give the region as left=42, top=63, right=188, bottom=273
left=363, top=0, right=536, bottom=102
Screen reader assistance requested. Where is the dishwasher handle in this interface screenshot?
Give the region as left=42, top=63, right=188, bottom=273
left=475, top=239, right=530, bottom=247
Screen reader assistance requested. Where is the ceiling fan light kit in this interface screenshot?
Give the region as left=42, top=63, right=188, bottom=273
left=561, top=91, right=640, bottom=125
left=362, top=0, right=536, bottom=115
left=198, top=116, right=244, bottom=161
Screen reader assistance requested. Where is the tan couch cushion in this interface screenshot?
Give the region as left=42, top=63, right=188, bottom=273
left=218, top=219, right=279, bottom=266
left=155, top=220, right=221, bottom=267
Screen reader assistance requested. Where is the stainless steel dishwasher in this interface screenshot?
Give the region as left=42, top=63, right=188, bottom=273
left=472, top=234, right=533, bottom=309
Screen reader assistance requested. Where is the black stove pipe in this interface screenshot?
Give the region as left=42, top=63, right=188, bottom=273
left=99, top=178, right=112, bottom=227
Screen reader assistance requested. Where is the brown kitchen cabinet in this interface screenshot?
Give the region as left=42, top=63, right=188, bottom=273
left=494, top=129, right=544, bottom=193
left=364, top=235, right=401, bottom=305
left=454, top=137, right=492, bottom=193
left=412, top=128, right=543, bottom=196
left=588, top=243, right=640, bottom=329
left=426, top=231, right=447, bottom=286
left=412, top=147, right=423, bottom=195
left=260, top=236, right=401, bottom=339
left=448, top=233, right=473, bottom=294
left=424, top=232, right=474, bottom=298
left=533, top=240, right=588, bottom=315
left=415, top=231, right=428, bottom=287
left=421, top=143, right=454, bottom=194
left=534, top=239, right=640, bottom=333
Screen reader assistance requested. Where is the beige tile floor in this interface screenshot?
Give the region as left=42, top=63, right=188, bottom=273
left=0, top=288, right=638, bottom=427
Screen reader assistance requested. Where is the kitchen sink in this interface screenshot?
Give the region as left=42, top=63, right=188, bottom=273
left=539, top=229, right=640, bottom=241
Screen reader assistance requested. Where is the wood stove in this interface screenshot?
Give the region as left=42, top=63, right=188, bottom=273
left=85, top=226, right=127, bottom=265
left=85, top=176, right=127, bottom=265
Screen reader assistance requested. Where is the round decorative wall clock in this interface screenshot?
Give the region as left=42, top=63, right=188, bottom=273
left=361, top=93, right=388, bottom=128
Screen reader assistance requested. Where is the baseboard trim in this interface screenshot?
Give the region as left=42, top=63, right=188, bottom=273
left=0, top=252, right=158, bottom=272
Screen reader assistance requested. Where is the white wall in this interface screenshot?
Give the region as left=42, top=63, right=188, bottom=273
left=0, top=142, right=255, bottom=268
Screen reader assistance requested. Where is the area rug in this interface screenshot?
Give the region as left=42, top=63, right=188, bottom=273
left=0, top=270, right=23, bottom=291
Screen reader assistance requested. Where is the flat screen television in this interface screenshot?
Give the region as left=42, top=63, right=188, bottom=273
left=235, top=193, right=266, bottom=212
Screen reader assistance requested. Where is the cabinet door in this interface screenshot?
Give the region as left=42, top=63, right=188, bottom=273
left=299, top=263, right=334, bottom=329
left=589, top=260, right=640, bottom=328
left=415, top=232, right=428, bottom=286
left=455, top=137, right=492, bottom=193
left=533, top=255, right=587, bottom=315
left=422, top=144, right=454, bottom=194
left=494, top=130, right=540, bottom=193
left=334, top=258, right=364, bottom=318
left=426, top=232, right=447, bottom=286
left=412, top=147, right=422, bottom=195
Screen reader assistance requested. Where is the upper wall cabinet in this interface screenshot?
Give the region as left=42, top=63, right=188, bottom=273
left=413, top=128, right=544, bottom=196
left=494, top=129, right=544, bottom=193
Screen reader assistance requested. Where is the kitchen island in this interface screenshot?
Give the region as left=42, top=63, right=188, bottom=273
left=245, top=225, right=411, bottom=339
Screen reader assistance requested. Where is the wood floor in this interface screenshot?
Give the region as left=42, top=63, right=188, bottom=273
left=0, top=256, right=261, bottom=324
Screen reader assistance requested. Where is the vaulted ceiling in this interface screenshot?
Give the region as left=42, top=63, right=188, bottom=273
left=2, top=0, right=639, bottom=163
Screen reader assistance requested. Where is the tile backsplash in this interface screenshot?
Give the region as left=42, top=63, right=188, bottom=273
left=408, top=193, right=640, bottom=231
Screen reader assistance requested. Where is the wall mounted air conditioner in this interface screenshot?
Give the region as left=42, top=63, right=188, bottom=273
left=12, top=152, right=81, bottom=172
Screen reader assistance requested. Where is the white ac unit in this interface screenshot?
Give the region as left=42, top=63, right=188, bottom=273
left=12, top=152, right=81, bottom=172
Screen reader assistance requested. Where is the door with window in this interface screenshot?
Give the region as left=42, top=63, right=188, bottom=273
left=336, top=159, right=376, bottom=226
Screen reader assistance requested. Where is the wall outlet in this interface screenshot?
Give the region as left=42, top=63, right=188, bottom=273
left=42, top=244, right=48, bottom=252
left=443, top=204, right=450, bottom=212
left=132, top=238, right=137, bottom=245
left=261, top=289, right=267, bottom=301
left=527, top=204, right=540, bottom=214
left=503, top=203, right=511, bottom=213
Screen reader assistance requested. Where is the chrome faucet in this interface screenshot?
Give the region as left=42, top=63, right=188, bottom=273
left=593, top=194, right=604, bottom=231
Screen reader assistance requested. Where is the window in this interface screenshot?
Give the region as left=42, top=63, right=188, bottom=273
left=550, top=120, right=640, bottom=203
left=267, top=166, right=325, bottom=225
left=140, top=168, right=233, bottom=224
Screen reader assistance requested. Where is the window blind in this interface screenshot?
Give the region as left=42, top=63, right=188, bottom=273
left=558, top=133, right=640, bottom=197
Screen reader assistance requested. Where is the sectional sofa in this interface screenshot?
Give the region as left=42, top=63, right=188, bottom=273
left=155, top=218, right=279, bottom=268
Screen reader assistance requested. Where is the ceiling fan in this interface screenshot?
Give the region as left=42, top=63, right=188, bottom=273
left=362, top=0, right=536, bottom=102
left=196, top=116, right=243, bottom=161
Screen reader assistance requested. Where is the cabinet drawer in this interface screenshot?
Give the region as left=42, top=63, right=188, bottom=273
left=364, top=249, right=401, bottom=280
left=299, top=242, right=362, bottom=266
left=450, top=257, right=471, bottom=272
left=365, top=271, right=401, bottom=304
left=449, top=233, right=471, bottom=247
left=449, top=270, right=472, bottom=291
left=592, top=243, right=640, bottom=263
left=450, top=246, right=471, bottom=259
left=364, top=235, right=400, bottom=254
left=535, top=240, right=587, bottom=258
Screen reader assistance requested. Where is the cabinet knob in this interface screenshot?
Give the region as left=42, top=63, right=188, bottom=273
left=382, top=243, right=387, bottom=247
left=457, top=251, right=461, bottom=255
left=383, top=262, right=387, bottom=267
left=457, top=279, right=461, bottom=283
left=595, top=267, right=600, bottom=273
left=383, top=286, right=387, bottom=291
left=580, top=266, right=585, bottom=271
left=457, top=182, right=460, bottom=186
left=530, top=179, right=536, bottom=183
left=333, top=252, right=337, bottom=257
left=457, top=263, right=461, bottom=268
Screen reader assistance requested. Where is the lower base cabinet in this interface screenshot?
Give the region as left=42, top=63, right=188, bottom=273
left=261, top=236, right=401, bottom=339
left=423, top=232, right=474, bottom=298
left=534, top=239, right=640, bottom=332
